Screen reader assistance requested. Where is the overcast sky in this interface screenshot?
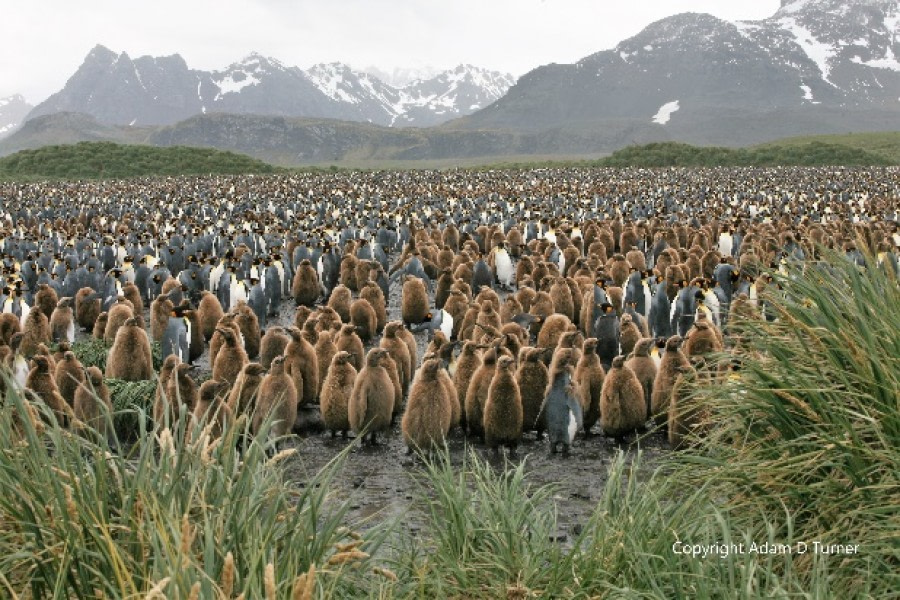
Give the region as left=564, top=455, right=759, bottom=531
left=1, top=0, right=781, bottom=103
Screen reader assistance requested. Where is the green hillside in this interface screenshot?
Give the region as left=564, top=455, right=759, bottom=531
left=0, top=141, right=279, bottom=179
left=754, top=131, right=900, bottom=164
left=597, top=140, right=893, bottom=168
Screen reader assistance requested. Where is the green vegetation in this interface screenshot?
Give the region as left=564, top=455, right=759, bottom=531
left=0, top=141, right=278, bottom=179
left=756, top=131, right=900, bottom=165
left=1, top=251, right=896, bottom=597
left=597, top=140, right=894, bottom=167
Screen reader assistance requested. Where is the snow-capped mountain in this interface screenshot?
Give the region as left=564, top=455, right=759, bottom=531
left=26, top=47, right=516, bottom=128
left=0, top=95, right=34, bottom=139
left=306, top=62, right=516, bottom=126
left=456, top=0, right=899, bottom=145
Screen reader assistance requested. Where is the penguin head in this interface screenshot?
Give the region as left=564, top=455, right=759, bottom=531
left=665, top=335, right=684, bottom=351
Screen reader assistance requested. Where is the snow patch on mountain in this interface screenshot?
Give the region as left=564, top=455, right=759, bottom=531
left=779, top=17, right=839, bottom=85
left=851, top=46, right=900, bottom=71
left=652, top=100, right=680, bottom=124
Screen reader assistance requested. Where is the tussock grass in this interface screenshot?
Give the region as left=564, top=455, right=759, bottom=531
left=0, top=390, right=386, bottom=599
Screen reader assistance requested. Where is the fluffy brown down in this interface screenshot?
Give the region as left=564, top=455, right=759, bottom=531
left=483, top=356, right=523, bottom=451
left=401, top=358, right=453, bottom=450
left=106, top=319, right=154, bottom=381
left=599, top=356, right=647, bottom=441
left=319, top=351, right=357, bottom=437
left=348, top=349, right=394, bottom=444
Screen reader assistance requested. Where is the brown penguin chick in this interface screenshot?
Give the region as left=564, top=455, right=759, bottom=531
left=434, top=269, right=454, bottom=310
left=528, top=291, right=555, bottom=338
left=92, top=312, right=109, bottom=340
left=211, top=326, right=248, bottom=387
left=395, top=322, right=418, bottom=379
left=442, top=290, right=469, bottom=339
left=293, top=305, right=314, bottom=332
left=259, top=326, right=290, bottom=370
left=166, top=362, right=199, bottom=418
left=607, top=286, right=624, bottom=313
left=314, top=306, right=342, bottom=335
left=360, top=280, right=387, bottom=334
left=121, top=282, right=144, bottom=316
left=517, top=347, right=551, bottom=437
left=536, top=313, right=574, bottom=349
left=73, top=366, right=112, bottom=438
left=379, top=321, right=412, bottom=393
left=668, top=363, right=703, bottom=450
left=74, top=287, right=101, bottom=332
left=232, top=301, right=261, bottom=359
left=292, top=259, right=320, bottom=306
left=401, top=276, right=430, bottom=326
left=327, top=284, right=353, bottom=323
left=348, top=348, right=395, bottom=445
left=34, top=284, right=59, bottom=321
left=314, top=329, right=338, bottom=398
left=402, top=357, right=453, bottom=451
left=549, top=278, right=575, bottom=322
left=252, top=355, right=298, bottom=440
left=599, top=356, right=647, bottom=443
left=458, top=303, right=480, bottom=342
left=433, top=354, right=460, bottom=429
left=625, top=249, right=647, bottom=273
left=49, top=297, right=75, bottom=344
left=154, top=355, right=180, bottom=426
left=651, top=336, right=691, bottom=427
left=197, top=291, right=225, bottom=342
left=20, top=305, right=52, bottom=358
left=683, top=319, right=724, bottom=358
left=350, top=297, right=378, bottom=343
left=484, top=355, right=523, bottom=454
left=625, top=338, right=658, bottom=420
left=335, top=323, right=365, bottom=372
left=608, top=254, right=631, bottom=288
left=473, top=301, right=503, bottom=345
left=54, top=351, right=85, bottom=408
left=0, top=312, right=21, bottom=346
left=150, top=294, right=174, bottom=342
left=475, top=287, right=501, bottom=313
left=575, top=338, right=605, bottom=435
left=301, top=314, right=320, bottom=345
left=208, top=313, right=242, bottom=368
left=464, top=344, right=504, bottom=440
left=453, top=340, right=482, bottom=430
left=105, top=317, right=153, bottom=381
left=319, top=351, right=357, bottom=437
left=500, top=295, right=524, bottom=324
left=516, top=285, right=537, bottom=313
left=51, top=341, right=72, bottom=364
left=227, top=362, right=266, bottom=418
left=619, top=313, right=642, bottom=357
left=103, top=297, right=135, bottom=344
left=283, top=326, right=318, bottom=407
left=26, top=355, right=73, bottom=427
left=340, top=254, right=360, bottom=291
left=378, top=350, right=404, bottom=422
left=160, top=278, right=181, bottom=297
left=192, top=379, right=233, bottom=441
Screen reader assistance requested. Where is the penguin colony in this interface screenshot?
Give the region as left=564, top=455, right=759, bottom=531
left=0, top=168, right=897, bottom=458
